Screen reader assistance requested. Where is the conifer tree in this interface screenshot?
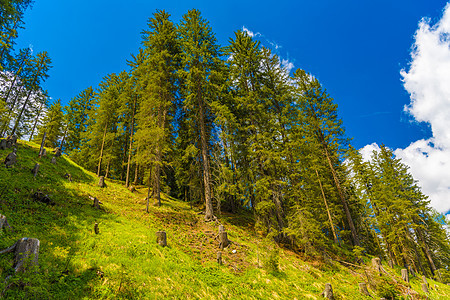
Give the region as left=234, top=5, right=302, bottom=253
left=134, top=10, right=179, bottom=208
left=11, top=51, right=51, bottom=136
left=177, top=9, right=223, bottom=221
left=292, top=69, right=360, bottom=247
left=34, top=98, right=64, bottom=148
left=64, top=86, right=96, bottom=158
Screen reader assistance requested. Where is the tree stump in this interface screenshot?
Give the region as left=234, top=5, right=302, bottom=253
left=94, top=223, right=99, bottom=234
left=401, top=269, right=409, bottom=283
left=0, top=139, right=6, bottom=150
left=51, top=156, right=57, bottom=164
left=321, top=283, right=334, bottom=299
left=387, top=260, right=394, bottom=268
left=4, top=148, right=17, bottom=168
left=219, top=231, right=229, bottom=250
left=64, top=173, right=72, bottom=182
left=53, top=147, right=62, bottom=157
left=93, top=197, right=100, bottom=209
left=219, top=225, right=225, bottom=233
left=217, top=251, right=223, bottom=265
left=128, top=186, right=136, bottom=193
left=422, top=275, right=428, bottom=287
left=156, top=231, right=167, bottom=247
left=0, top=238, right=40, bottom=273
left=32, top=191, right=55, bottom=205
left=32, top=163, right=39, bottom=178
left=0, top=214, right=12, bottom=231
left=372, top=257, right=382, bottom=275
left=42, top=148, right=47, bottom=157
left=421, top=283, right=429, bottom=293
left=98, top=176, right=106, bottom=188
left=358, top=282, right=370, bottom=297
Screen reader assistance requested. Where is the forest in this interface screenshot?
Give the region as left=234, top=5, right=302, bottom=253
left=1, top=0, right=449, bottom=284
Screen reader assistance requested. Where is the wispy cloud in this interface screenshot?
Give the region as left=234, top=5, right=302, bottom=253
left=242, top=26, right=295, bottom=76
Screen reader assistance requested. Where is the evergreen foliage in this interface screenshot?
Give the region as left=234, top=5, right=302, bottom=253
left=3, top=5, right=448, bottom=282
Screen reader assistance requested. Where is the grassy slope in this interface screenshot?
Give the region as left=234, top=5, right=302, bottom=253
left=0, top=140, right=449, bottom=299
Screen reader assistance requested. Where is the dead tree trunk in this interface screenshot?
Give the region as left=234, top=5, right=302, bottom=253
left=421, top=283, right=429, bottom=293
left=321, top=283, right=334, bottom=299
left=156, top=231, right=167, bottom=247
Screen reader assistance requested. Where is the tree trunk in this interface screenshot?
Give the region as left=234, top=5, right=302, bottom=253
left=125, top=96, right=137, bottom=187
left=38, top=132, right=47, bottom=158
left=323, top=145, right=359, bottom=246
left=59, top=124, right=69, bottom=149
left=97, top=123, right=108, bottom=176
left=315, top=169, right=338, bottom=244
left=197, top=90, right=214, bottom=221
left=28, top=101, right=45, bottom=142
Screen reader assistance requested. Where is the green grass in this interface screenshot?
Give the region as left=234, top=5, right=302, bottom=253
left=0, top=140, right=449, bottom=299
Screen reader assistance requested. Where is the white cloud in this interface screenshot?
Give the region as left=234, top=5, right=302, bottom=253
left=359, top=143, right=381, bottom=162
left=242, top=26, right=260, bottom=38
left=395, top=3, right=450, bottom=214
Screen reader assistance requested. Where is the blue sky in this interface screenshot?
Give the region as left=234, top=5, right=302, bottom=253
left=16, top=1, right=450, bottom=213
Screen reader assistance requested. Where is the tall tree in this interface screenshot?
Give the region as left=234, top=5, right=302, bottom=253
left=177, top=9, right=223, bottom=221
left=293, top=69, right=360, bottom=246
left=134, top=10, right=179, bottom=208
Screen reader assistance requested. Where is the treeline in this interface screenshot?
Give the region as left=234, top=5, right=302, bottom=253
left=0, top=0, right=53, bottom=141
left=3, top=7, right=449, bottom=280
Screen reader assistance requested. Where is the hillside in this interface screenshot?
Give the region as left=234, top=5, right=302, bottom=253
left=0, top=140, right=449, bottom=299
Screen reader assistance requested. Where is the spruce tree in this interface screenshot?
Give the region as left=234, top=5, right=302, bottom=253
left=134, top=10, right=179, bottom=208
left=177, top=9, right=223, bottom=221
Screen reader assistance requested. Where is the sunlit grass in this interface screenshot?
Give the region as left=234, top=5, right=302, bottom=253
left=0, top=140, right=449, bottom=299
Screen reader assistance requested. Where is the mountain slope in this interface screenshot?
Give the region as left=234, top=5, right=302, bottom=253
left=0, top=140, right=449, bottom=299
